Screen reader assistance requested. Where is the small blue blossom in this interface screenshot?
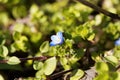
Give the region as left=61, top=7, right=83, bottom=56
left=50, top=32, right=64, bottom=46
left=115, top=38, right=120, bottom=46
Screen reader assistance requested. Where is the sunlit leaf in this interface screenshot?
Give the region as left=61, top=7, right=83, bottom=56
left=95, top=62, right=109, bottom=73
left=30, top=32, right=42, bottom=43
left=40, top=41, right=49, bottom=53
left=36, top=69, right=46, bottom=79
left=70, top=69, right=84, bottom=80
left=43, top=57, right=57, bottom=75
left=13, top=31, right=21, bottom=40
left=87, top=33, right=95, bottom=41
left=94, top=72, right=109, bottom=80
left=13, top=23, right=24, bottom=33
left=0, top=45, right=8, bottom=57
left=0, top=74, right=4, bottom=80
left=0, top=37, right=6, bottom=45
left=7, top=56, right=21, bottom=65
left=33, top=61, right=43, bottom=70
left=105, top=56, right=118, bottom=66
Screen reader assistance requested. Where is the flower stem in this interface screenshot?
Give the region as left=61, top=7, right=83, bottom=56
left=48, top=69, right=73, bottom=80
left=75, top=0, right=120, bottom=20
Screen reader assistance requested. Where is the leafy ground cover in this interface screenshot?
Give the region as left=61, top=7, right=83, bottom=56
left=0, top=0, right=120, bottom=80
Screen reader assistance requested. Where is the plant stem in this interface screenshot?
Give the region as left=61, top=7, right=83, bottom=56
left=19, top=56, right=47, bottom=61
left=48, top=69, right=73, bottom=80
left=75, top=0, right=120, bottom=20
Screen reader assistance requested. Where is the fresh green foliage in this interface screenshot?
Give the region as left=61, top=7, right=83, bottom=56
left=34, top=57, right=57, bottom=79
left=70, top=69, right=84, bottom=80
left=0, top=0, right=120, bottom=80
left=7, top=56, right=21, bottom=65
left=0, top=45, right=8, bottom=57
left=104, top=56, right=118, bottom=66
left=39, top=41, right=49, bottom=53
left=43, top=57, right=57, bottom=75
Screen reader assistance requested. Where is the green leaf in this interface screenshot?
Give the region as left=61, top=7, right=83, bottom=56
left=109, top=72, right=120, bottom=80
left=30, top=32, right=42, bottom=43
left=12, top=5, right=27, bottom=18
left=13, top=23, right=24, bottom=33
left=0, top=45, right=8, bottom=57
left=60, top=57, right=71, bottom=70
left=43, top=57, right=57, bottom=75
left=47, top=47, right=57, bottom=56
left=94, top=72, right=109, bottom=80
left=95, top=62, right=109, bottom=73
left=7, top=56, right=21, bottom=65
left=0, top=37, right=5, bottom=45
left=10, top=44, right=16, bottom=53
left=0, top=12, right=9, bottom=25
left=40, top=41, right=49, bottom=53
left=105, top=56, right=118, bottom=66
left=65, top=39, right=74, bottom=48
left=0, top=74, right=4, bottom=80
left=114, top=50, right=120, bottom=60
left=70, top=69, right=84, bottom=80
left=80, top=27, right=88, bottom=39
left=33, top=61, right=43, bottom=70
left=30, top=4, right=39, bottom=15
left=14, top=36, right=29, bottom=52
left=13, top=31, right=21, bottom=40
left=36, top=69, right=46, bottom=79
left=87, top=33, right=95, bottom=41
left=0, top=0, right=8, bottom=3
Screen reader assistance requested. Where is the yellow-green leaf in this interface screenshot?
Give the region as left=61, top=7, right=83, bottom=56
left=43, top=57, right=57, bottom=75
left=7, top=56, right=21, bottom=65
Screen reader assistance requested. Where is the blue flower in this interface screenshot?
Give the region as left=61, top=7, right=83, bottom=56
left=115, top=38, right=120, bottom=46
left=50, top=32, right=64, bottom=46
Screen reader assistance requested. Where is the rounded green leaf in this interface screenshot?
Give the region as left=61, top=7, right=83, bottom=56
left=109, top=72, right=120, bottom=80
left=0, top=12, right=9, bottom=25
left=43, top=57, right=57, bottom=75
left=0, top=45, right=8, bottom=57
left=47, top=47, right=57, bottom=56
left=13, top=31, right=21, bottom=40
left=14, top=36, right=29, bottom=52
left=0, top=37, right=6, bottom=45
left=94, top=72, right=109, bottom=80
left=60, top=57, right=71, bottom=70
left=70, top=69, right=84, bottom=80
left=40, top=41, right=49, bottom=53
left=30, top=32, right=42, bottom=43
left=30, top=4, right=39, bottom=15
left=95, top=62, right=109, bottom=73
left=105, top=56, right=118, bottom=66
left=33, top=61, right=43, bottom=70
left=0, top=74, right=4, bottom=80
left=80, top=28, right=88, bottom=39
left=87, top=33, right=95, bottom=41
left=36, top=69, right=46, bottom=79
left=13, top=23, right=24, bottom=33
left=7, top=56, right=21, bottom=65
left=12, top=5, right=27, bottom=18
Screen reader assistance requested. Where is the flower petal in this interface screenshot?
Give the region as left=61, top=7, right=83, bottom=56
left=50, top=31, right=64, bottom=46
left=51, top=35, right=57, bottom=41
left=57, top=32, right=63, bottom=39
left=50, top=41, right=57, bottom=46
left=51, top=35, right=60, bottom=43
left=115, top=38, right=120, bottom=46
left=57, top=32, right=64, bottom=42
